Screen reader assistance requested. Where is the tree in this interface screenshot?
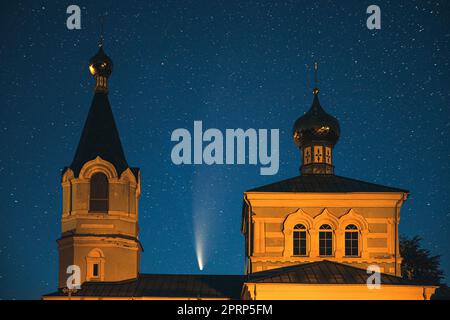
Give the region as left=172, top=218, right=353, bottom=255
left=400, top=235, right=444, bottom=285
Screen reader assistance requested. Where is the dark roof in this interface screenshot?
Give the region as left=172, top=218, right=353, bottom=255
left=44, top=263, right=434, bottom=299
left=69, top=92, right=129, bottom=177
left=248, top=260, right=418, bottom=285
left=247, top=174, right=408, bottom=193
left=293, top=93, right=340, bottom=147
left=44, top=274, right=245, bottom=299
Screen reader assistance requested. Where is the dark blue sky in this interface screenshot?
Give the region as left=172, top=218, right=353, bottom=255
left=0, top=0, right=449, bottom=299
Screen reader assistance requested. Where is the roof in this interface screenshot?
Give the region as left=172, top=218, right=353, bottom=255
left=43, top=262, right=434, bottom=299
left=69, top=92, right=129, bottom=177
left=44, top=274, right=245, bottom=299
left=293, top=93, right=340, bottom=147
left=247, top=174, right=409, bottom=193
left=247, top=260, right=418, bottom=285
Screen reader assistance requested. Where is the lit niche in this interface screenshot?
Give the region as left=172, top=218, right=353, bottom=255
left=325, top=146, right=332, bottom=164
left=314, top=146, right=323, bottom=163
left=304, top=147, right=312, bottom=165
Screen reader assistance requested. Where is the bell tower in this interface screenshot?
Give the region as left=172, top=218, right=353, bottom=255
left=58, top=42, right=141, bottom=289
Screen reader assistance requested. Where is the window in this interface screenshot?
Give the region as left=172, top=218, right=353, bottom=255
left=293, top=224, right=307, bottom=256
left=86, top=249, right=104, bottom=281
left=345, top=224, right=359, bottom=257
left=325, top=147, right=332, bottom=164
left=304, top=147, right=312, bottom=165
left=314, top=146, right=323, bottom=163
left=92, top=263, right=99, bottom=277
left=90, top=173, right=108, bottom=212
left=319, top=224, right=333, bottom=256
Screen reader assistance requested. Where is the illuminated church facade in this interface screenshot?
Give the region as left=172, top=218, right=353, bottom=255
left=44, top=46, right=436, bottom=300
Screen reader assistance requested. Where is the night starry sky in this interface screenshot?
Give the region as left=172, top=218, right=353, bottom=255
left=0, top=0, right=449, bottom=299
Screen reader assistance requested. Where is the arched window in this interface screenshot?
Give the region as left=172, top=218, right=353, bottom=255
left=89, top=173, right=108, bottom=212
left=345, top=224, right=359, bottom=257
left=293, top=224, right=307, bottom=256
left=86, top=249, right=105, bottom=281
left=319, top=224, right=333, bottom=256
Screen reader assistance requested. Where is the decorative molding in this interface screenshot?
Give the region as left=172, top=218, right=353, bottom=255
left=62, top=168, right=75, bottom=183
left=79, top=157, right=118, bottom=180
left=282, top=209, right=313, bottom=258
left=283, top=208, right=314, bottom=231
left=279, top=207, right=378, bottom=261
left=120, top=168, right=137, bottom=186
left=86, top=248, right=105, bottom=281
left=80, top=224, right=115, bottom=229
left=312, top=208, right=340, bottom=230
left=338, top=209, right=369, bottom=231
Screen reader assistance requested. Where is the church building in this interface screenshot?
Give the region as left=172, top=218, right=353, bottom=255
left=43, top=46, right=437, bottom=300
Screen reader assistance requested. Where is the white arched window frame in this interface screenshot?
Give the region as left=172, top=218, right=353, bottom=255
left=339, top=209, right=369, bottom=259
left=311, top=209, right=339, bottom=257
left=282, top=209, right=313, bottom=258
left=86, top=248, right=105, bottom=281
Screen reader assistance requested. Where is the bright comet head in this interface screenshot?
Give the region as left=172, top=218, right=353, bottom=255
left=194, top=227, right=205, bottom=271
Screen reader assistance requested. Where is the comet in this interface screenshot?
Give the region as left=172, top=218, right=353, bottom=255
left=193, top=211, right=208, bottom=271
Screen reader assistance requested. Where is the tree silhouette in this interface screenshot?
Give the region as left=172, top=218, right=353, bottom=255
left=400, top=235, right=443, bottom=285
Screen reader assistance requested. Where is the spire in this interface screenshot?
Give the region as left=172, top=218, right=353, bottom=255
left=293, top=64, right=340, bottom=175
left=99, top=16, right=105, bottom=48
left=313, top=62, right=319, bottom=95
left=69, top=44, right=128, bottom=176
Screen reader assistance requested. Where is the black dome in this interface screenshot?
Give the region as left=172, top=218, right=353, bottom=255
left=89, top=45, right=113, bottom=77
left=293, top=93, right=340, bottom=148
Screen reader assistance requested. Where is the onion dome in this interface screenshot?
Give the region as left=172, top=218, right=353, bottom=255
left=292, top=63, right=340, bottom=175
left=293, top=89, right=340, bottom=148
left=89, top=44, right=113, bottom=78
